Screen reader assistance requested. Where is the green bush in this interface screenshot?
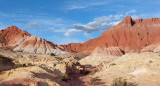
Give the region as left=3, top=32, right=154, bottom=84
left=112, top=77, right=127, bottom=86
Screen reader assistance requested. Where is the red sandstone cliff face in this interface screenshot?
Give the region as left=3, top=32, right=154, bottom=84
left=62, top=16, right=160, bottom=56
left=0, top=26, right=66, bottom=55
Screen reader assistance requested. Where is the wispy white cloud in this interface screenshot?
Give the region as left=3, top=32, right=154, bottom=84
left=72, top=16, right=112, bottom=32
left=0, top=9, right=138, bottom=38
left=67, top=1, right=108, bottom=10
left=84, top=32, right=93, bottom=39
left=26, top=22, right=40, bottom=28
left=131, top=15, right=139, bottom=19
left=46, top=28, right=67, bottom=33
left=64, top=9, right=137, bottom=36
left=108, top=21, right=121, bottom=26
left=0, top=11, right=74, bottom=36
left=25, top=18, right=70, bottom=30
left=125, top=9, right=136, bottom=15
left=68, top=5, right=87, bottom=10
left=65, top=29, right=81, bottom=36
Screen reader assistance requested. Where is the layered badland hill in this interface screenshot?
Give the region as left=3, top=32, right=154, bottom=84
left=62, top=16, right=160, bottom=56
left=0, top=26, right=66, bottom=55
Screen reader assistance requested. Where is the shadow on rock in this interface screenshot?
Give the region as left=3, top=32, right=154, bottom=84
left=31, top=68, right=62, bottom=82
left=127, top=82, right=138, bottom=86
left=37, top=82, right=49, bottom=86
left=39, top=65, right=55, bottom=74
left=0, top=55, right=15, bottom=73
left=0, top=83, right=25, bottom=86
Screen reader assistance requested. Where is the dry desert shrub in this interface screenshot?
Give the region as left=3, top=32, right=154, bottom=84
left=50, top=53, right=56, bottom=56
left=112, top=77, right=127, bottom=86
left=90, top=77, right=104, bottom=85
left=109, top=63, right=116, bottom=67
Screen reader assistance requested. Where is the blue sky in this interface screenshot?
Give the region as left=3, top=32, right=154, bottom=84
left=0, top=0, right=160, bottom=44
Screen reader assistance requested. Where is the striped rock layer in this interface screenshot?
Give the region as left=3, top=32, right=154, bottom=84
left=0, top=26, right=66, bottom=55
left=62, top=16, right=160, bottom=56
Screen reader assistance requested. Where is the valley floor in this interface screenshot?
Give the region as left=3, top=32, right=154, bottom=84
left=0, top=48, right=160, bottom=86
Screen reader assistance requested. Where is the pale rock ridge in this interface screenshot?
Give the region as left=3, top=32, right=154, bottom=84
left=91, top=46, right=124, bottom=56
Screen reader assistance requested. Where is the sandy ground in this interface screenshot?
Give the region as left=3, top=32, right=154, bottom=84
left=80, top=52, right=160, bottom=86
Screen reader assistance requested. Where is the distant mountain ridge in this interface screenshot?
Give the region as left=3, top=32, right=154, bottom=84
left=1, top=16, right=160, bottom=56
left=62, top=16, right=160, bottom=56
left=0, top=26, right=66, bottom=55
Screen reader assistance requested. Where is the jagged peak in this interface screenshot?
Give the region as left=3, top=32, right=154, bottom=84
left=6, top=26, right=21, bottom=31
left=117, top=16, right=160, bottom=27
left=1, top=26, right=31, bottom=36
left=123, top=16, right=132, bottom=22
left=118, top=16, right=134, bottom=27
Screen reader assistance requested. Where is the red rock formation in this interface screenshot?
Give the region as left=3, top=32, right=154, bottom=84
left=0, top=26, right=31, bottom=46
left=62, top=16, right=160, bottom=56
left=0, top=26, right=66, bottom=55
left=61, top=43, right=82, bottom=52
